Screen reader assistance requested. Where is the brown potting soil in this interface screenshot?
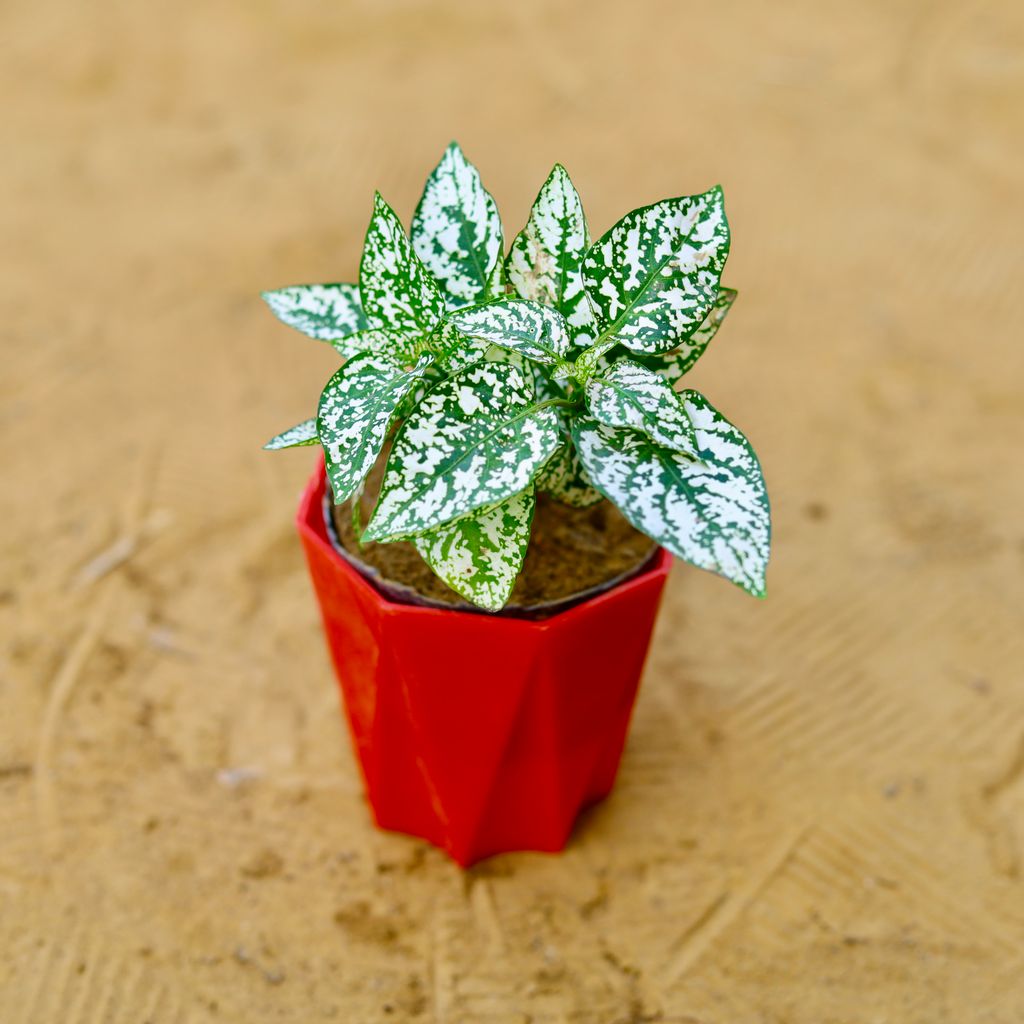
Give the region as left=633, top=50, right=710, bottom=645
left=329, top=452, right=657, bottom=609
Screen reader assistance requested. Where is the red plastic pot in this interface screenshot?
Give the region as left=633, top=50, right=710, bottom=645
left=296, top=459, right=672, bottom=866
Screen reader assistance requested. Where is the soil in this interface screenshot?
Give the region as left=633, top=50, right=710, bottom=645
left=328, top=451, right=657, bottom=611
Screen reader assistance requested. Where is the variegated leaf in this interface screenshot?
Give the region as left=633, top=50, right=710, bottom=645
left=364, top=362, right=561, bottom=540
left=344, top=327, right=430, bottom=366
left=318, top=351, right=434, bottom=504
left=434, top=326, right=540, bottom=382
left=483, top=346, right=548, bottom=396
left=263, top=418, right=318, bottom=450
left=447, top=300, right=572, bottom=369
left=261, top=283, right=369, bottom=356
left=411, top=142, right=503, bottom=310
left=506, top=164, right=596, bottom=346
left=485, top=250, right=505, bottom=301
left=432, top=320, right=489, bottom=373
left=412, top=488, right=535, bottom=611
left=572, top=335, right=620, bottom=383
left=535, top=434, right=603, bottom=508
left=360, top=193, right=445, bottom=337
left=523, top=367, right=590, bottom=510
left=634, top=287, right=737, bottom=385
left=583, top=186, right=730, bottom=355
left=585, top=358, right=699, bottom=457
left=572, top=392, right=769, bottom=596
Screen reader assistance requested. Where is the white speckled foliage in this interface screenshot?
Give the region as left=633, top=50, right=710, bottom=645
left=535, top=431, right=603, bottom=508
left=584, top=187, right=730, bottom=355
left=412, top=142, right=503, bottom=310
left=263, top=147, right=770, bottom=608
left=318, top=352, right=434, bottom=504
left=585, top=359, right=699, bottom=458
left=262, top=283, right=369, bottom=356
left=365, top=362, right=560, bottom=541
left=427, top=320, right=485, bottom=374
left=506, top=164, right=596, bottom=348
left=413, top=489, right=536, bottom=611
left=361, top=194, right=445, bottom=344
left=572, top=392, right=769, bottom=597
left=634, top=287, right=737, bottom=386
left=448, top=300, right=571, bottom=370
left=263, top=418, right=319, bottom=450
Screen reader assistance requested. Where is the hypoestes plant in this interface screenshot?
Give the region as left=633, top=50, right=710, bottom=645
left=263, top=143, right=770, bottom=610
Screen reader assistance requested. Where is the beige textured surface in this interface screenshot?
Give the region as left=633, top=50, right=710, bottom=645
left=2, top=1, right=1023, bottom=1020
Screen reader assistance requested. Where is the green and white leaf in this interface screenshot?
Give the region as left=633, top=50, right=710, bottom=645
left=585, top=358, right=699, bottom=457
left=535, top=435, right=603, bottom=508
left=360, top=193, right=445, bottom=337
left=448, top=299, right=572, bottom=369
left=506, top=164, right=596, bottom=346
left=412, top=488, right=535, bottom=611
left=365, top=362, right=561, bottom=540
left=263, top=418, right=318, bottom=450
left=411, top=142, right=503, bottom=310
left=572, top=335, right=620, bottom=384
left=572, top=392, right=769, bottom=596
left=318, top=351, right=434, bottom=504
left=583, top=186, right=730, bottom=355
left=634, top=287, right=737, bottom=385
left=525, top=373, right=601, bottom=507
left=261, top=283, right=369, bottom=355
left=485, top=248, right=505, bottom=301
left=435, top=329, right=534, bottom=381
left=430, top=320, right=488, bottom=374
left=341, top=326, right=432, bottom=366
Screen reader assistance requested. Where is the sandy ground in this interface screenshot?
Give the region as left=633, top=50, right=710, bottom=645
left=2, top=1, right=1023, bottom=1021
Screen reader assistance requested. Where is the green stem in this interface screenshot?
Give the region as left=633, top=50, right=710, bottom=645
left=351, top=482, right=366, bottom=548
left=532, top=396, right=581, bottom=413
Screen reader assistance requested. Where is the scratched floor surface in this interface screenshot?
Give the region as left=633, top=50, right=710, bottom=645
left=2, top=1, right=1023, bottom=1021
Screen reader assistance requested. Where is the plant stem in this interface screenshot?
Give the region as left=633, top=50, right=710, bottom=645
left=351, top=485, right=365, bottom=548
left=532, top=396, right=581, bottom=413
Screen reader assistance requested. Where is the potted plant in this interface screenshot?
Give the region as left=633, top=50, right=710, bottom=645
left=263, top=143, right=770, bottom=865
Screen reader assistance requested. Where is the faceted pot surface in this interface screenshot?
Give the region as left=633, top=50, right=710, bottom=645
left=297, top=459, right=671, bottom=866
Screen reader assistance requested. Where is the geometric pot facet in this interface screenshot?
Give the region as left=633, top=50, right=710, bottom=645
left=297, top=460, right=672, bottom=866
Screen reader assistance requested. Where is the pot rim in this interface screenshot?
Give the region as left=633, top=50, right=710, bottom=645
left=298, top=457, right=672, bottom=627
